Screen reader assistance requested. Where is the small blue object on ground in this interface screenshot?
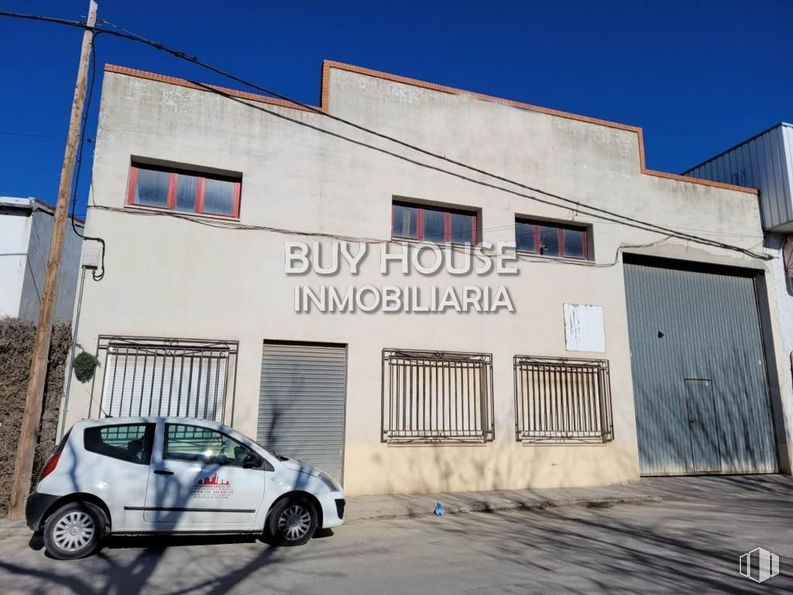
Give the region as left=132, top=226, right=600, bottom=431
left=434, top=502, right=445, bottom=516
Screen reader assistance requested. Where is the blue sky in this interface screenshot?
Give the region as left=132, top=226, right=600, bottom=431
left=1, top=1, right=791, bottom=216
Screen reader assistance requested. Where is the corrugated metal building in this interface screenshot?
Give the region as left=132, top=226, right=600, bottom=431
left=0, top=197, right=83, bottom=322
left=685, top=123, right=793, bottom=232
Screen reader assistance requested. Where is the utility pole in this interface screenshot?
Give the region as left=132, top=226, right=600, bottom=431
left=7, top=0, right=98, bottom=520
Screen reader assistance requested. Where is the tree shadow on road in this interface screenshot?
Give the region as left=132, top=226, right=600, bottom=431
left=427, top=497, right=793, bottom=594
left=0, top=535, right=368, bottom=595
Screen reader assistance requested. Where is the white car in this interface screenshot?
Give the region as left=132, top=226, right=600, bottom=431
left=25, top=417, right=345, bottom=559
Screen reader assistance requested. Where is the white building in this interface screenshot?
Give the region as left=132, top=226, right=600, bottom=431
left=61, top=62, right=793, bottom=496
left=0, top=196, right=83, bottom=323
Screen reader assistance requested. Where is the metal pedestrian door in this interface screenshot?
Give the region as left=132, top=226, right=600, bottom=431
left=684, top=379, right=721, bottom=473
left=257, top=343, right=347, bottom=483
left=624, top=259, right=777, bottom=475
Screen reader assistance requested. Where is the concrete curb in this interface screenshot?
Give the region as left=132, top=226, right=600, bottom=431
left=346, top=494, right=668, bottom=524
left=0, top=495, right=672, bottom=537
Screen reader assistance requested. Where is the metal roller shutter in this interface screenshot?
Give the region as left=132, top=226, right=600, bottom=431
left=257, top=342, right=347, bottom=483
left=624, top=259, right=778, bottom=475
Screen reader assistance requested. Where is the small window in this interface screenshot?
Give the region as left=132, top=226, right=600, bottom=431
left=84, top=423, right=155, bottom=465
left=392, top=201, right=478, bottom=245
left=514, top=356, right=613, bottom=443
left=382, top=349, right=494, bottom=443
left=164, top=423, right=254, bottom=467
left=128, top=162, right=241, bottom=218
left=515, top=218, right=590, bottom=260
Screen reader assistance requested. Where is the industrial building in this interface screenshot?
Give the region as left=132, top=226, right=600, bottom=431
left=60, top=61, right=792, bottom=496
left=0, top=196, right=83, bottom=322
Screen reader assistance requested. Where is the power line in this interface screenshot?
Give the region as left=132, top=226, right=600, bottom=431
left=0, top=9, right=768, bottom=259
left=0, top=9, right=105, bottom=279
left=0, top=8, right=771, bottom=261
left=0, top=130, right=63, bottom=140
left=174, top=81, right=768, bottom=258
left=93, top=16, right=771, bottom=261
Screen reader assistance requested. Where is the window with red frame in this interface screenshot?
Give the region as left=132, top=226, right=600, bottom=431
left=127, top=163, right=241, bottom=218
left=392, top=201, right=478, bottom=244
left=515, top=218, right=590, bottom=260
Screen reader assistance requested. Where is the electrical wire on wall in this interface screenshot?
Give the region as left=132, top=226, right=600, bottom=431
left=0, top=8, right=773, bottom=265
left=90, top=203, right=675, bottom=270
left=69, top=26, right=106, bottom=282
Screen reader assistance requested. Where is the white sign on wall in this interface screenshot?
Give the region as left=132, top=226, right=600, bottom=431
left=564, top=304, right=605, bottom=352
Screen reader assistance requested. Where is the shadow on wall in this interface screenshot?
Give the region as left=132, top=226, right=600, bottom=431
left=765, top=234, right=793, bottom=298
left=367, top=441, right=640, bottom=500
left=633, top=346, right=780, bottom=478
left=363, top=343, right=782, bottom=498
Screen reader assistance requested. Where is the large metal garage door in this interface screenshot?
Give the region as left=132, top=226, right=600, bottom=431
left=624, top=259, right=777, bottom=475
left=257, top=342, right=347, bottom=483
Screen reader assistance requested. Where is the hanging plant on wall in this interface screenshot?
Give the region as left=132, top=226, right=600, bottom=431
left=73, top=350, right=100, bottom=383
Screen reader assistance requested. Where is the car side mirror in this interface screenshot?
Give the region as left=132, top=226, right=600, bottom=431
left=243, top=453, right=263, bottom=469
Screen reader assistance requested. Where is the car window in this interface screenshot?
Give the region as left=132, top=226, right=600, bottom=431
left=83, top=423, right=154, bottom=465
left=164, top=423, right=255, bottom=467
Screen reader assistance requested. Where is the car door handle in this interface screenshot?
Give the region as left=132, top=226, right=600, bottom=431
left=153, top=469, right=174, bottom=475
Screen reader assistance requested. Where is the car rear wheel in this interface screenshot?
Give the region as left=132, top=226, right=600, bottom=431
left=43, top=502, right=104, bottom=560
left=267, top=496, right=318, bottom=546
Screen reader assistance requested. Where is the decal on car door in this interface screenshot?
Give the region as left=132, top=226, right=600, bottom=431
left=192, top=473, right=233, bottom=498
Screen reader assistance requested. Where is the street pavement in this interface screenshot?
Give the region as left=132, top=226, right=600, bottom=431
left=0, top=478, right=791, bottom=594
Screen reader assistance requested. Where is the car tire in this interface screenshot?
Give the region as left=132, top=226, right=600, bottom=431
left=267, top=495, right=318, bottom=546
left=43, top=502, right=104, bottom=560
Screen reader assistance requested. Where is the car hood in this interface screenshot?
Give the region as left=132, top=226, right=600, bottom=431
left=279, top=458, right=322, bottom=477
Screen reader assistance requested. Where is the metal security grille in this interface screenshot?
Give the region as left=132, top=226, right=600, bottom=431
left=382, top=349, right=494, bottom=444
left=95, top=424, right=147, bottom=444
left=96, top=336, right=238, bottom=423
left=514, top=356, right=613, bottom=443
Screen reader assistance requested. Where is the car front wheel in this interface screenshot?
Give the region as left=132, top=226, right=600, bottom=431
left=267, top=496, right=318, bottom=546
left=43, top=502, right=104, bottom=560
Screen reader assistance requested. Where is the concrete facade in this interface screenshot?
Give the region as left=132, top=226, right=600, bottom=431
left=62, top=62, right=793, bottom=496
left=0, top=197, right=83, bottom=323
left=765, top=233, right=793, bottom=452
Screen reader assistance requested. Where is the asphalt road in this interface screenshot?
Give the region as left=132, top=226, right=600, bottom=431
left=1, top=490, right=791, bottom=594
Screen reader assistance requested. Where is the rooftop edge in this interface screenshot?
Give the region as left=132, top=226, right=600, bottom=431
left=102, top=62, right=759, bottom=196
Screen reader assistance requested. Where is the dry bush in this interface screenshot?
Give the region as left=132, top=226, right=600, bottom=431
left=0, top=318, right=71, bottom=516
